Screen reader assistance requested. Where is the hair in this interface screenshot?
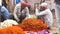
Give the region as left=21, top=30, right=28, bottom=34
left=2, top=0, right=7, bottom=7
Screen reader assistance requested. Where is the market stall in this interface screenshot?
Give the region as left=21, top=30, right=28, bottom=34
left=0, top=18, right=49, bottom=34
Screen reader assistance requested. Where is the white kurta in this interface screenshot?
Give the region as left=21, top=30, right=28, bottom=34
left=35, top=8, right=53, bottom=27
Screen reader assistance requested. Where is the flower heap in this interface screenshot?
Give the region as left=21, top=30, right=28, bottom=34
left=0, top=26, right=25, bottom=34
left=0, top=19, right=18, bottom=29
left=20, top=18, right=48, bottom=32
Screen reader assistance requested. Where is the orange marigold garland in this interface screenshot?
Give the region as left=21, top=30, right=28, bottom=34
left=0, top=26, right=25, bottom=34
left=20, top=18, right=48, bottom=32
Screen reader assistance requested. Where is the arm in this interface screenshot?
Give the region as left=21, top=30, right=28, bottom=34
left=4, top=8, right=9, bottom=19
left=35, top=8, right=39, bottom=16
left=35, top=9, right=47, bottom=16
left=1, top=6, right=9, bottom=19
left=23, top=7, right=30, bottom=19
left=13, top=6, right=20, bottom=21
left=25, top=7, right=29, bottom=17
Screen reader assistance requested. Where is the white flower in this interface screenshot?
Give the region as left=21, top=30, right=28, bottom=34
left=0, top=19, right=18, bottom=29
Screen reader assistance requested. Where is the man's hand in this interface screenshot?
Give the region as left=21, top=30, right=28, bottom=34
left=16, top=19, right=20, bottom=22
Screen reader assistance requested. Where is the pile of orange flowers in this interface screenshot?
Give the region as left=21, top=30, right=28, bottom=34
left=0, top=26, right=25, bottom=34
left=20, top=18, right=48, bottom=32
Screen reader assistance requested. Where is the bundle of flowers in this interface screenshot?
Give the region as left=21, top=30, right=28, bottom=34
left=0, top=19, right=18, bottom=29
left=0, top=26, right=25, bottom=34
left=20, top=18, right=48, bottom=32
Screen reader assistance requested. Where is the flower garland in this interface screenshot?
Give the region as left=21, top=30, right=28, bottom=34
left=0, top=26, right=25, bottom=34
left=20, top=18, right=48, bottom=32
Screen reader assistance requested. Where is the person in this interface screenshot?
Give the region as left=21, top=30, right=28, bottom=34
left=16, top=0, right=21, bottom=4
left=35, top=3, right=53, bottom=28
left=0, top=4, right=9, bottom=22
left=2, top=0, right=7, bottom=8
left=13, top=0, right=30, bottom=23
left=54, top=0, right=60, bottom=29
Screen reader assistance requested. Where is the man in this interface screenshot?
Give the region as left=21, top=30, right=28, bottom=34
left=54, top=0, right=60, bottom=29
left=0, top=0, right=9, bottom=22
left=35, top=3, right=53, bottom=27
left=0, top=6, right=9, bottom=22
left=14, top=1, right=29, bottom=23
left=1, top=6, right=9, bottom=20
left=2, top=0, right=7, bottom=8
left=16, top=0, right=21, bottom=4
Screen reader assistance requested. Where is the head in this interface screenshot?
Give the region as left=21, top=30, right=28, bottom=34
left=21, top=1, right=29, bottom=9
left=40, top=2, right=48, bottom=11
left=2, top=0, right=7, bottom=7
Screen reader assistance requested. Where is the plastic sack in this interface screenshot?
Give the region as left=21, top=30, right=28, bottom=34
left=25, top=30, right=48, bottom=34
left=37, top=30, right=48, bottom=34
